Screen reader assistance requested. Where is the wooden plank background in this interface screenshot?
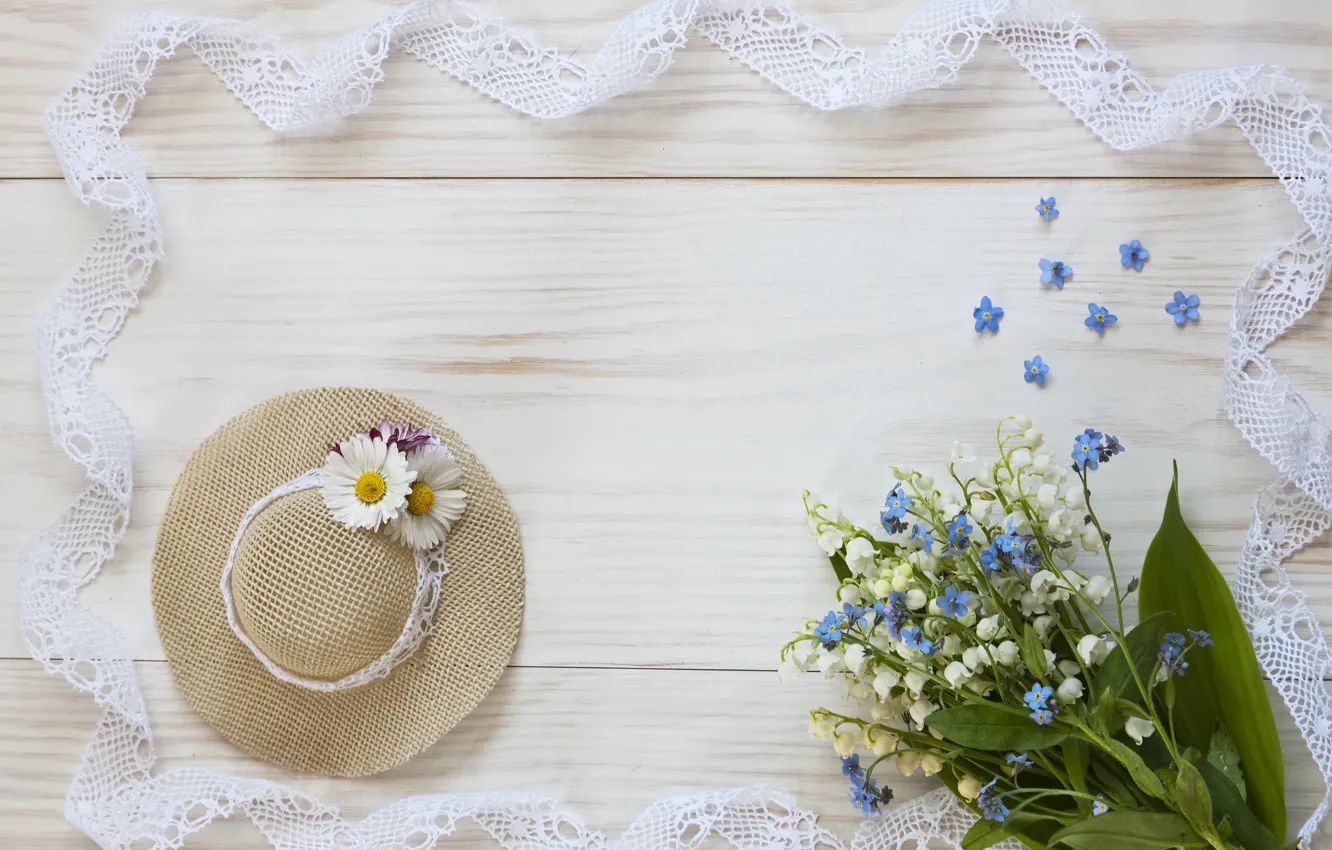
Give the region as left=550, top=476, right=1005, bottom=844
left=2, top=2, right=1331, bottom=848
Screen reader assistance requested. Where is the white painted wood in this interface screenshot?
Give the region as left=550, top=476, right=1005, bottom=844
left=3, top=178, right=1328, bottom=668
left=0, top=663, right=1323, bottom=849
left=2, top=0, right=1332, bottom=178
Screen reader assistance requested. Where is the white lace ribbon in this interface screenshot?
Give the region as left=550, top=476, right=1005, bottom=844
left=219, top=469, right=449, bottom=693
left=19, top=0, right=1332, bottom=847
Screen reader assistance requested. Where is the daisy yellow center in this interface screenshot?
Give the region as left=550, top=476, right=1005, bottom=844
left=354, top=471, right=387, bottom=504
left=406, top=481, right=435, bottom=516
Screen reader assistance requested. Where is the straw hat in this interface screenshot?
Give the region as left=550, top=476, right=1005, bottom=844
left=152, top=388, right=524, bottom=776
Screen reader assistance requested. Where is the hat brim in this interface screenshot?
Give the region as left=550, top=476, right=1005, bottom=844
left=152, top=387, right=524, bottom=777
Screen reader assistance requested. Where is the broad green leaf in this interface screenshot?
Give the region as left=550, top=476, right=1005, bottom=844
left=1022, top=625, right=1049, bottom=679
left=1138, top=463, right=1286, bottom=840
left=1049, top=813, right=1207, bottom=849
left=1103, top=738, right=1166, bottom=799
left=1197, top=759, right=1279, bottom=850
left=828, top=551, right=851, bottom=582
left=926, top=704, right=1067, bottom=751
left=1090, top=758, right=1138, bottom=807
left=963, top=814, right=1063, bottom=850
left=1063, top=738, right=1090, bottom=795
left=1091, top=687, right=1119, bottom=736
left=1175, top=760, right=1215, bottom=839
left=1095, top=612, right=1171, bottom=704
left=1206, top=727, right=1246, bottom=801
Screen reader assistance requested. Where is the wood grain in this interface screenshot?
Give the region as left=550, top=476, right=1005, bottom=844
left=0, top=662, right=1324, bottom=849
left=4, top=177, right=1330, bottom=669
left=3, top=0, right=1332, bottom=178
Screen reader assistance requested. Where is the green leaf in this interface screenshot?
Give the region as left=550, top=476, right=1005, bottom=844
left=963, top=814, right=1063, bottom=850
left=925, top=704, right=1067, bottom=751
left=1090, top=758, right=1138, bottom=807
left=1197, top=759, right=1280, bottom=850
left=1022, top=625, right=1049, bottom=679
left=1049, top=813, right=1207, bottom=849
left=1138, top=463, right=1286, bottom=840
left=1063, top=738, right=1090, bottom=794
left=1206, top=727, right=1246, bottom=801
left=828, top=551, right=851, bottom=582
left=1095, top=612, right=1171, bottom=703
left=1090, top=687, right=1120, bottom=737
left=1175, top=760, right=1215, bottom=838
left=964, top=817, right=1010, bottom=850
left=1103, top=738, right=1166, bottom=800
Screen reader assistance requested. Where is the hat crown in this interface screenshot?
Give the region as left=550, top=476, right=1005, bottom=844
left=230, top=487, right=417, bottom=682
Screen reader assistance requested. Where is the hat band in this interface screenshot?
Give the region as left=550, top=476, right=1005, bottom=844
left=219, top=469, right=448, bottom=692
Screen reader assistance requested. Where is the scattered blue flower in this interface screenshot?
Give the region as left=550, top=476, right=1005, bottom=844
left=1166, top=290, right=1201, bottom=325
left=909, top=522, right=934, bottom=553
left=1036, top=197, right=1059, bottom=222
left=841, top=753, right=864, bottom=780
left=1006, top=753, right=1033, bottom=773
left=973, top=296, right=1004, bottom=333
left=814, top=611, right=843, bottom=646
left=1092, top=797, right=1109, bottom=816
left=936, top=584, right=972, bottom=618
left=1039, top=258, right=1072, bottom=289
left=1085, top=303, right=1118, bottom=334
left=900, top=625, right=936, bottom=655
left=1120, top=239, right=1150, bottom=271
left=1023, top=683, right=1053, bottom=711
left=1030, top=706, right=1055, bottom=725
left=1072, top=433, right=1100, bottom=471
left=1024, top=354, right=1049, bottom=386
left=1190, top=629, right=1214, bottom=647
left=979, top=778, right=1010, bottom=822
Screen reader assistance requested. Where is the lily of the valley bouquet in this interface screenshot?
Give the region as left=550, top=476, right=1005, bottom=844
left=782, top=417, right=1291, bottom=850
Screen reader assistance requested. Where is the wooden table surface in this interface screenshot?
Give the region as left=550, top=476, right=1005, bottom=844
left=3, top=1, right=1332, bottom=847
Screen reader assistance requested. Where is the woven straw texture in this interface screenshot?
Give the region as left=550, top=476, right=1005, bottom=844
left=152, top=387, right=524, bottom=777
left=230, top=487, right=419, bottom=682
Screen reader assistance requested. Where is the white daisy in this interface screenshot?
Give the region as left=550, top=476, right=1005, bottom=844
left=321, top=434, right=415, bottom=530
left=388, top=447, right=467, bottom=550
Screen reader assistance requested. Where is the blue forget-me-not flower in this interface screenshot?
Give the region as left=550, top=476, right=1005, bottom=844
left=1120, top=239, right=1149, bottom=271
left=974, top=296, right=1004, bottom=333
left=1085, top=303, right=1118, bottom=334
left=1039, top=258, right=1072, bottom=288
left=1024, top=355, right=1049, bottom=386
left=1036, top=197, right=1059, bottom=222
left=1166, top=290, right=1200, bottom=324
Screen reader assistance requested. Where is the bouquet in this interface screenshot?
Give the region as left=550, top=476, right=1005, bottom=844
left=781, top=417, right=1290, bottom=850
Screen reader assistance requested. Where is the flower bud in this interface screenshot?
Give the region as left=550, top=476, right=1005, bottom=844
left=809, top=713, right=837, bottom=739
left=1024, top=428, right=1044, bottom=448
left=1078, top=634, right=1110, bottom=666
left=871, top=731, right=899, bottom=757
left=896, top=751, right=921, bottom=776
left=905, top=588, right=927, bottom=610
left=904, top=670, right=927, bottom=696
left=873, top=578, right=893, bottom=598
left=839, top=584, right=862, bottom=604
left=891, top=575, right=909, bottom=593
left=1065, top=487, right=1087, bottom=511
left=908, top=698, right=937, bottom=727
left=873, top=669, right=901, bottom=700
left=944, top=660, right=972, bottom=688
left=1081, top=524, right=1104, bottom=552
left=833, top=727, right=859, bottom=757
left=1125, top=716, right=1155, bottom=745
left=1057, top=676, right=1084, bottom=703
left=1057, top=659, right=1081, bottom=677
left=1013, top=414, right=1032, bottom=429
left=957, top=774, right=983, bottom=800
left=920, top=753, right=945, bottom=775
left=976, top=614, right=1002, bottom=641
left=996, top=640, right=1020, bottom=666
left=1084, top=575, right=1112, bottom=605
